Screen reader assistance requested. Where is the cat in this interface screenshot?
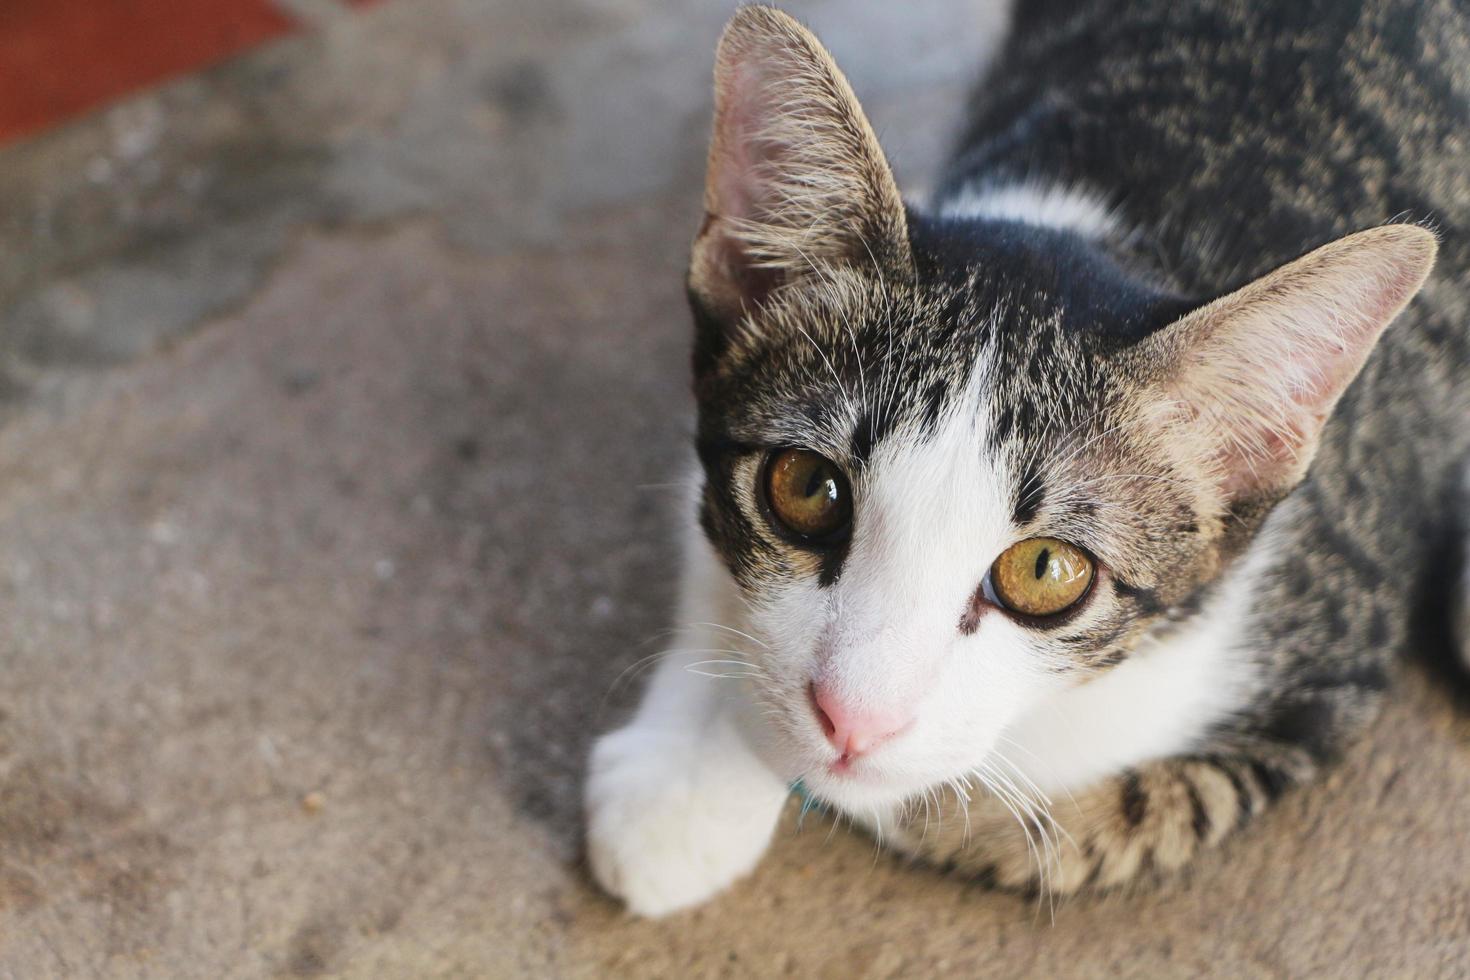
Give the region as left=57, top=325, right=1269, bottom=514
left=585, top=1, right=1470, bottom=917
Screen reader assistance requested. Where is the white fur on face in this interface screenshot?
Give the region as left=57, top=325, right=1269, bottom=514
left=718, top=434, right=1275, bottom=826
left=715, top=375, right=1277, bottom=824
left=999, top=504, right=1285, bottom=795
left=733, top=372, right=1082, bottom=814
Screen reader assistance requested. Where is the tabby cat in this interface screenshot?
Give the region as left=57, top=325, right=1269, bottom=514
left=585, top=1, right=1470, bottom=916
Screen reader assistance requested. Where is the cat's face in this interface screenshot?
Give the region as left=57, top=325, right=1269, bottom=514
left=684, top=6, right=1434, bottom=812
left=693, top=251, right=1229, bottom=809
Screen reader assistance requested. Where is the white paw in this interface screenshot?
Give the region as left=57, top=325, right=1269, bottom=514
left=585, top=720, right=788, bottom=917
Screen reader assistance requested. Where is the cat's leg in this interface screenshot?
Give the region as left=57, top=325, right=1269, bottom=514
left=890, top=740, right=1322, bottom=896
left=585, top=532, right=790, bottom=917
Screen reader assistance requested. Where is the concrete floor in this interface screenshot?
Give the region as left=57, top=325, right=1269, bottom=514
left=0, top=1, right=1467, bottom=976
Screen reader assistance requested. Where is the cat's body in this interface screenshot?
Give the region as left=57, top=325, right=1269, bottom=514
left=586, top=1, right=1470, bottom=916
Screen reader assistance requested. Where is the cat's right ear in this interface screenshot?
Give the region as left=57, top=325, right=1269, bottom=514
left=689, top=6, right=912, bottom=340
left=1126, top=224, right=1436, bottom=507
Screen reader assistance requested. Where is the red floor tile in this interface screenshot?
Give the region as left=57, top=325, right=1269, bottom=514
left=0, top=0, right=297, bottom=143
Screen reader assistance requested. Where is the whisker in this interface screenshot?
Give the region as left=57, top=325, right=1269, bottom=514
left=684, top=621, right=771, bottom=650
left=602, top=646, right=759, bottom=703
left=970, top=764, right=1052, bottom=917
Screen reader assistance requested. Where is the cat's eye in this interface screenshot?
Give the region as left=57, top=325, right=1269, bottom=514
left=763, top=448, right=852, bottom=543
left=987, top=537, right=1094, bottom=618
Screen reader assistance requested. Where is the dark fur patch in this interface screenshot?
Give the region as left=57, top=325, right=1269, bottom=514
left=990, top=405, right=1015, bottom=447
left=816, top=549, right=847, bottom=588
left=1247, top=760, right=1293, bottom=802
left=1112, top=579, right=1163, bottom=615
left=849, top=401, right=899, bottom=468
left=969, top=863, right=999, bottom=888
left=1119, top=771, right=1149, bottom=827
left=1183, top=775, right=1212, bottom=842
left=1257, top=697, right=1347, bottom=765
left=848, top=412, right=879, bottom=467
left=1012, top=461, right=1045, bottom=526
left=958, top=585, right=988, bottom=636
left=919, top=380, right=949, bottom=434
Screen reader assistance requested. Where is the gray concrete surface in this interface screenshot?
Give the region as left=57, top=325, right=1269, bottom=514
left=0, top=1, right=1467, bottom=976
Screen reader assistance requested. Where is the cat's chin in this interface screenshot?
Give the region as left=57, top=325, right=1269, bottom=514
left=798, top=763, right=945, bottom=815
left=773, top=728, right=1002, bottom=817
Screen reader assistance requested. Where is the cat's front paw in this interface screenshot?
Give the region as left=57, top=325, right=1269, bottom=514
left=585, top=720, right=788, bottom=917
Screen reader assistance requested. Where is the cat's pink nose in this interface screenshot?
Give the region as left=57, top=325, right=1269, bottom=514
left=809, top=682, right=913, bottom=758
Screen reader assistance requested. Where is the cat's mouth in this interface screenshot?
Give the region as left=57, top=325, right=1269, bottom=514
left=824, top=753, right=877, bottom=779
left=798, top=755, right=926, bottom=813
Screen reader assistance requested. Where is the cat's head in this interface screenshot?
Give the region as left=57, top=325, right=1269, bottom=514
left=687, top=6, right=1434, bottom=811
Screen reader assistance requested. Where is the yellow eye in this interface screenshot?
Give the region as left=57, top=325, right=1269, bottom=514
left=988, top=537, right=1094, bottom=617
left=764, top=449, right=852, bottom=542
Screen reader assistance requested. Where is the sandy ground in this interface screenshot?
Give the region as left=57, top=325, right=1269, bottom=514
left=0, top=1, right=1467, bottom=976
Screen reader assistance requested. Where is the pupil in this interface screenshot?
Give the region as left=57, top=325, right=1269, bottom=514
left=1034, top=547, right=1051, bottom=580
left=803, top=467, right=827, bottom=502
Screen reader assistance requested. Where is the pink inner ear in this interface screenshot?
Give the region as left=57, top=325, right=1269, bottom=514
left=713, top=65, right=759, bottom=225
left=1215, top=410, right=1315, bottom=500
left=1201, top=307, right=1384, bottom=498
left=1169, top=226, right=1436, bottom=500
left=712, top=54, right=788, bottom=228
left=702, top=50, right=805, bottom=309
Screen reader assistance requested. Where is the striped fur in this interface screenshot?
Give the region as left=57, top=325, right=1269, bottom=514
left=585, top=2, right=1470, bottom=915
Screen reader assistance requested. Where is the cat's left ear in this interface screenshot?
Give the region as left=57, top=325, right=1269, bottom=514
left=689, top=6, right=912, bottom=328
left=1127, top=224, right=1437, bottom=503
